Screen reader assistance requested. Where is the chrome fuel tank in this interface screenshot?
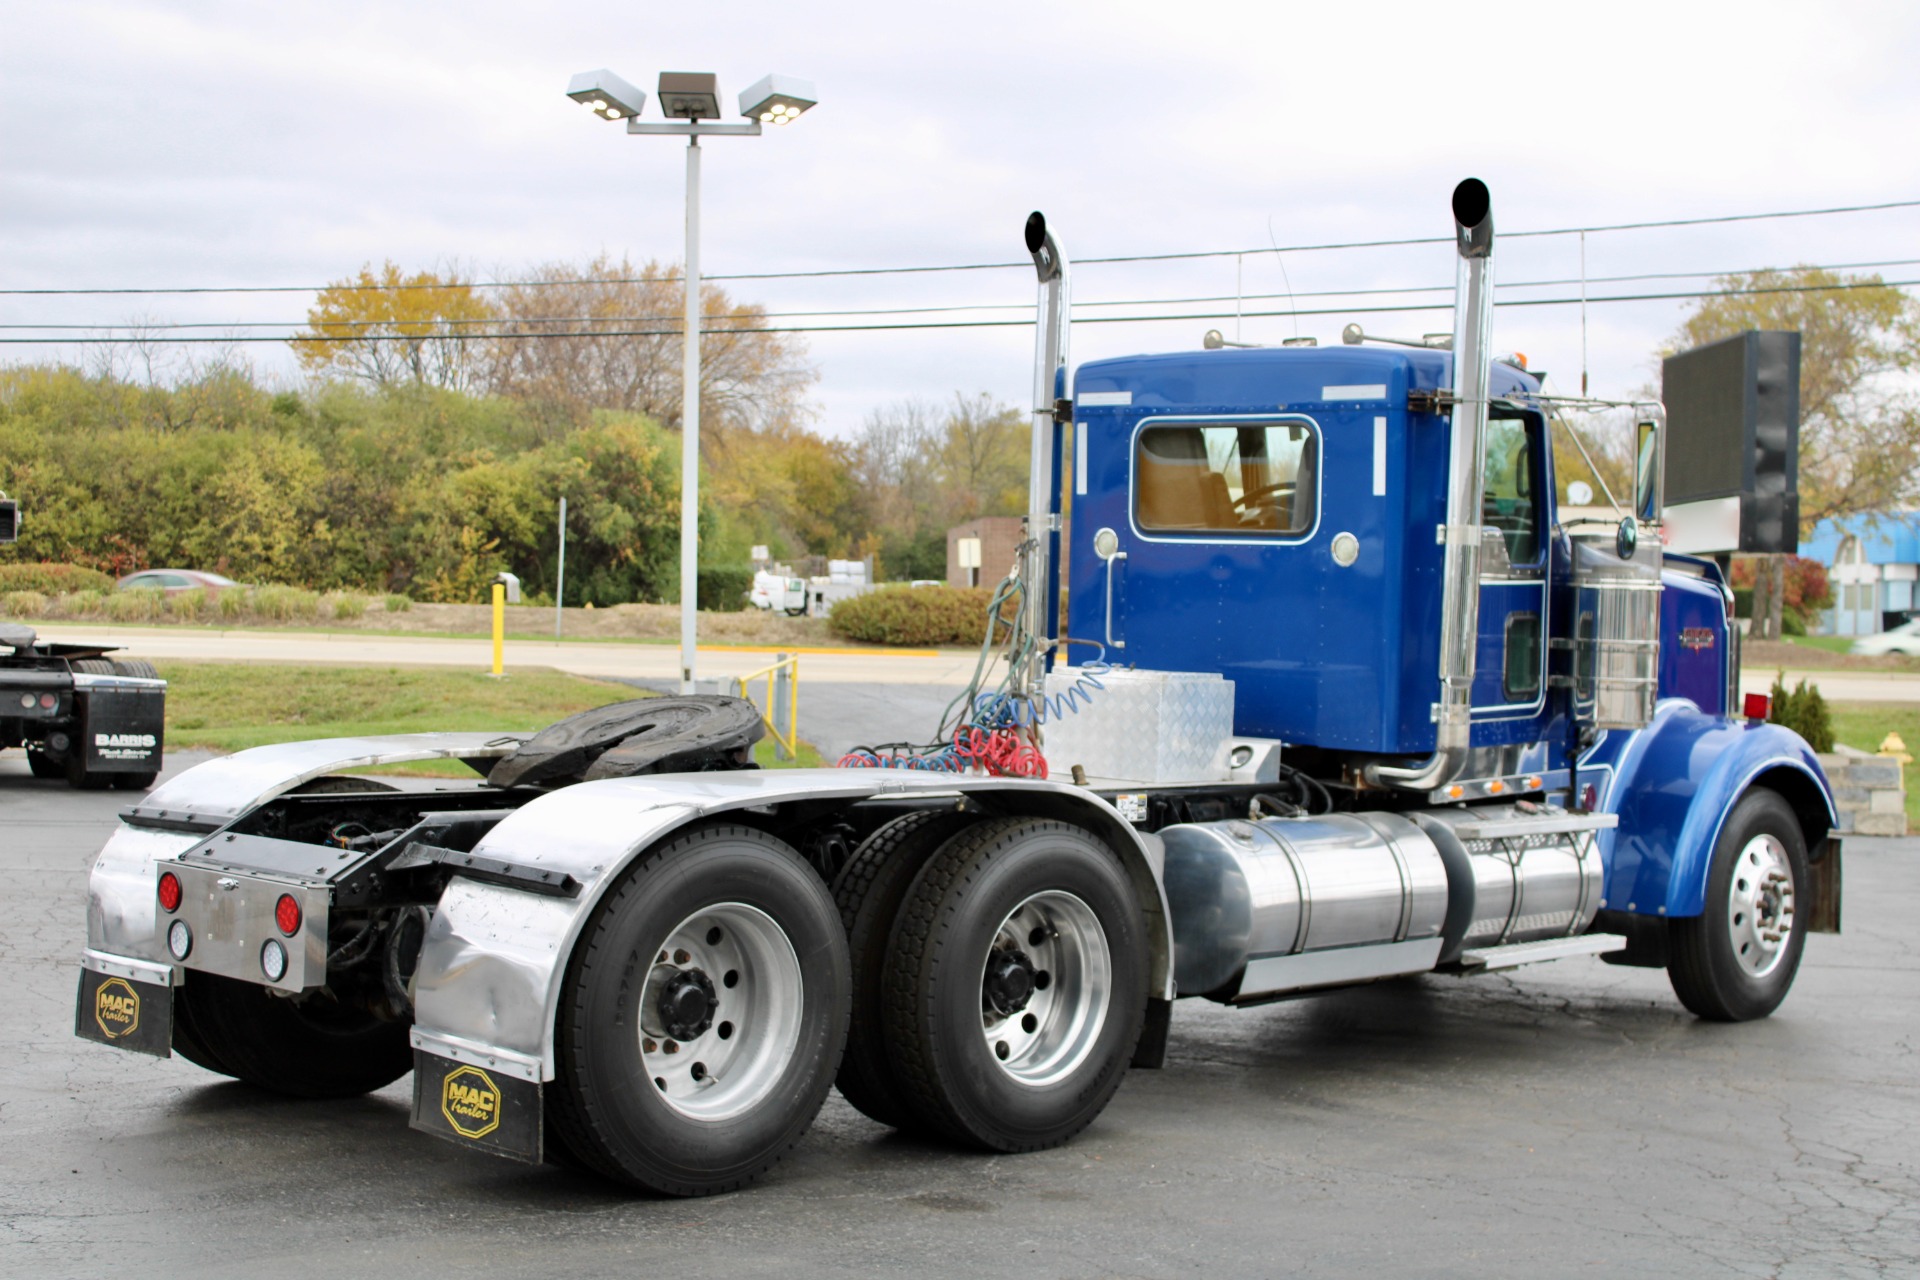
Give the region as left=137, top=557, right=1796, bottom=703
left=1161, top=812, right=1449, bottom=1002
left=1412, top=805, right=1605, bottom=962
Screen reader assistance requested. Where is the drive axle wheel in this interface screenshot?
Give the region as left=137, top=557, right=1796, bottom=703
left=1668, top=789, right=1810, bottom=1022
left=545, top=823, right=850, bottom=1196
left=884, top=818, right=1145, bottom=1152
left=171, top=971, right=411, bottom=1097
left=830, top=810, right=979, bottom=1130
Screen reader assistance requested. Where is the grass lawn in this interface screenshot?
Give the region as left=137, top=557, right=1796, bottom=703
left=1785, top=634, right=1856, bottom=656
left=157, top=661, right=821, bottom=773
left=1827, top=700, right=1920, bottom=826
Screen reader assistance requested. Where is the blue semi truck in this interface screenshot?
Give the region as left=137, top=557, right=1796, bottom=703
left=75, top=180, right=1837, bottom=1196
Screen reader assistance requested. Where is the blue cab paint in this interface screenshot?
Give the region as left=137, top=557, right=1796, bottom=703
left=1067, top=344, right=1835, bottom=922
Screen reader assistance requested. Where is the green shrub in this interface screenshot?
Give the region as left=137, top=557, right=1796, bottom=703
left=104, top=588, right=164, bottom=622
left=64, top=589, right=106, bottom=616
left=1769, top=670, right=1834, bottom=752
left=697, top=565, right=753, bottom=613
left=1, top=590, right=49, bottom=618
left=0, top=563, right=115, bottom=595
left=248, top=584, right=322, bottom=622
left=382, top=593, right=412, bottom=613
left=217, top=589, right=247, bottom=620
left=329, top=593, right=368, bottom=621
left=828, top=585, right=1005, bottom=647
left=166, top=588, right=207, bottom=619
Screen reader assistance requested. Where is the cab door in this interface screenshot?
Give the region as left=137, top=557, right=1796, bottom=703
left=1470, top=409, right=1549, bottom=740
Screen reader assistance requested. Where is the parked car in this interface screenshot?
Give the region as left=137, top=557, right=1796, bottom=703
left=1850, top=618, right=1920, bottom=656
left=115, top=569, right=239, bottom=596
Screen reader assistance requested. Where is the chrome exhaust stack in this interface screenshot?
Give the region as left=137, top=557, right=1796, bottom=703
left=1368, top=179, right=1496, bottom=791
left=1019, top=211, right=1071, bottom=714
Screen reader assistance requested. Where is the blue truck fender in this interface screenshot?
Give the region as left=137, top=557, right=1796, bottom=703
left=1596, top=698, right=1837, bottom=922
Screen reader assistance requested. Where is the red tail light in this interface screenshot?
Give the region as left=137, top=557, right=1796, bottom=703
left=1743, top=693, right=1771, bottom=722
left=275, top=894, right=302, bottom=936
left=157, top=872, right=182, bottom=913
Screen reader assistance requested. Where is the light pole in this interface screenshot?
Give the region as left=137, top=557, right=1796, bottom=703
left=566, top=69, right=818, bottom=693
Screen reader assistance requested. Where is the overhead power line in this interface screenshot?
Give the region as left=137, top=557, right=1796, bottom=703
left=2, top=197, right=1916, bottom=298
left=6, top=275, right=1914, bottom=345
left=7, top=256, right=1918, bottom=336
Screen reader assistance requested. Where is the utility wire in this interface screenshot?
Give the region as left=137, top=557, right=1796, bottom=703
left=8, top=257, right=1919, bottom=335
left=8, top=276, right=1915, bottom=345
left=2, top=198, right=1916, bottom=298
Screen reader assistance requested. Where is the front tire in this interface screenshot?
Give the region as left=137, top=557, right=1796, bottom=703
left=883, top=818, right=1146, bottom=1152
left=1668, top=789, right=1810, bottom=1021
left=544, top=823, right=850, bottom=1196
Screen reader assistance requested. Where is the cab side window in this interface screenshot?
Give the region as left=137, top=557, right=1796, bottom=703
left=1136, top=421, right=1317, bottom=536
left=1482, top=414, right=1540, bottom=564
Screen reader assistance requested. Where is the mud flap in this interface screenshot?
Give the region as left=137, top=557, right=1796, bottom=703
left=74, top=968, right=172, bottom=1058
left=409, top=1049, right=543, bottom=1164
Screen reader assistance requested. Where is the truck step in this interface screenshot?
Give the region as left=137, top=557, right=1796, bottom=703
left=1456, top=933, right=1626, bottom=972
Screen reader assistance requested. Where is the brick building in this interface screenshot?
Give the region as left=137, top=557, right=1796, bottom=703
left=946, top=516, right=1023, bottom=588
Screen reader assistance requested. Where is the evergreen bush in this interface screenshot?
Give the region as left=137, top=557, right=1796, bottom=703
left=1768, top=670, right=1835, bottom=752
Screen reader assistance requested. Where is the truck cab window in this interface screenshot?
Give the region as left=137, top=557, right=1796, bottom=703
left=1136, top=421, right=1317, bottom=536
left=1482, top=413, right=1540, bottom=564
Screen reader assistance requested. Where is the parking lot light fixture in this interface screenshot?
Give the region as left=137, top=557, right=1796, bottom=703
left=567, top=66, right=817, bottom=693
left=566, top=70, right=646, bottom=121
left=738, top=74, right=816, bottom=125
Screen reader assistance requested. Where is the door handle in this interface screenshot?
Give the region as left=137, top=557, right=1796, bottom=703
left=1103, top=551, right=1128, bottom=650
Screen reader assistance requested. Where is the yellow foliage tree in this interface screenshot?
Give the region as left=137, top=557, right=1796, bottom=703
left=292, top=262, right=496, bottom=392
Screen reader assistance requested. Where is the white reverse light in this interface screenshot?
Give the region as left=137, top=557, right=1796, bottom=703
left=260, top=939, right=287, bottom=982
left=167, top=919, right=192, bottom=960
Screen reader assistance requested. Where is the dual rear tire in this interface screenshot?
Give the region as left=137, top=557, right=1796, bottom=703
left=840, top=815, right=1148, bottom=1152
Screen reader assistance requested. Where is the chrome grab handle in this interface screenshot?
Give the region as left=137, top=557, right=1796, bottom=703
left=1103, top=551, right=1128, bottom=650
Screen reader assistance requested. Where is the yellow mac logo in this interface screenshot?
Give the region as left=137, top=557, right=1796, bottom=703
left=440, top=1065, right=501, bottom=1140
left=93, top=977, right=140, bottom=1040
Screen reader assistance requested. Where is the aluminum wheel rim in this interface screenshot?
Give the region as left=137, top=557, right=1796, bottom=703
left=638, top=902, right=802, bottom=1122
left=1727, top=834, right=1796, bottom=979
left=979, top=890, right=1111, bottom=1088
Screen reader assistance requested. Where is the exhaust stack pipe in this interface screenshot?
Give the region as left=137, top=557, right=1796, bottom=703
left=1018, top=212, right=1071, bottom=717
left=1368, top=179, right=1496, bottom=791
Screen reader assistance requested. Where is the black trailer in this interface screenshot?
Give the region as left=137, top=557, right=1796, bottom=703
left=0, top=622, right=165, bottom=789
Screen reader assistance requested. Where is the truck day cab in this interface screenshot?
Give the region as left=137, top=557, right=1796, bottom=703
left=75, top=181, right=1838, bottom=1196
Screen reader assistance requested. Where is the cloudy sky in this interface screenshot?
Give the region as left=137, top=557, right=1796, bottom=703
left=5, top=0, right=1919, bottom=435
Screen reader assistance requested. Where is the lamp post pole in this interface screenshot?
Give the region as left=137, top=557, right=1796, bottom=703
left=680, top=135, right=702, bottom=692
left=569, top=71, right=816, bottom=695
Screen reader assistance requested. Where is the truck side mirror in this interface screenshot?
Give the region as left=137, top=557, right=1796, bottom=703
left=1634, top=418, right=1663, bottom=523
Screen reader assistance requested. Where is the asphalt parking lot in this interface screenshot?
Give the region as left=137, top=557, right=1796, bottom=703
left=4, top=749, right=1918, bottom=1279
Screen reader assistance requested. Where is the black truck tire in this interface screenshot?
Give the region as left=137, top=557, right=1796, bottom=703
left=544, top=823, right=850, bottom=1196
left=882, top=818, right=1146, bottom=1152
left=109, top=658, right=160, bottom=680
left=830, top=810, right=979, bottom=1129
left=26, top=748, right=62, bottom=779
left=1668, top=789, right=1810, bottom=1022
left=172, top=971, right=412, bottom=1097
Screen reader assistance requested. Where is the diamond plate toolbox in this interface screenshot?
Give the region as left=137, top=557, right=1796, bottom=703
left=1041, top=668, right=1234, bottom=784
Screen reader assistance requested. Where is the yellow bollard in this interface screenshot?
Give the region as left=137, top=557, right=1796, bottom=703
left=490, top=583, right=505, bottom=677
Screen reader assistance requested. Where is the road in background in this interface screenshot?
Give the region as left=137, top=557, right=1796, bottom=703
left=4, top=749, right=1918, bottom=1278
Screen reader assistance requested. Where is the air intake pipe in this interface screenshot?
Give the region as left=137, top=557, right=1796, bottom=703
left=1019, top=212, right=1071, bottom=715
left=1368, top=179, right=1496, bottom=791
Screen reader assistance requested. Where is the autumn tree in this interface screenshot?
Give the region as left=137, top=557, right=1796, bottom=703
left=1669, top=266, right=1920, bottom=636
left=292, top=262, right=495, bottom=392
left=1671, top=266, right=1920, bottom=529
left=482, top=254, right=814, bottom=435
